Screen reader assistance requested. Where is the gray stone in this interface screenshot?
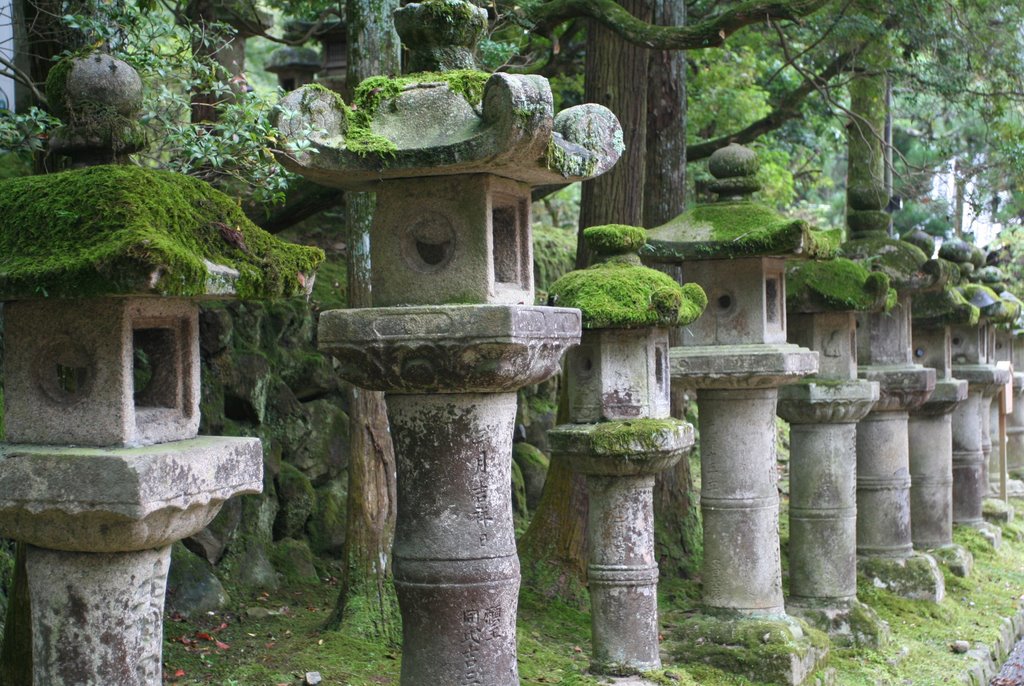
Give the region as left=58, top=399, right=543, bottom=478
left=184, top=495, right=243, bottom=565
left=166, top=542, right=230, bottom=616
left=28, top=544, right=170, bottom=686
left=858, top=553, right=945, bottom=602
left=0, top=436, right=262, bottom=552
left=930, top=543, right=974, bottom=578
left=4, top=298, right=201, bottom=447
left=304, top=672, right=323, bottom=686
left=953, top=364, right=1011, bottom=525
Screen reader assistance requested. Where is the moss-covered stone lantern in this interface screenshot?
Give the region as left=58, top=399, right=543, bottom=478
left=0, top=168, right=321, bottom=685
left=276, top=3, right=624, bottom=683
left=547, top=225, right=705, bottom=675
left=643, top=144, right=837, bottom=684
left=909, top=275, right=979, bottom=576
left=940, top=239, right=1015, bottom=547
left=994, top=321, right=1024, bottom=481
left=776, top=257, right=892, bottom=646
left=838, top=226, right=951, bottom=600
left=265, top=46, right=322, bottom=91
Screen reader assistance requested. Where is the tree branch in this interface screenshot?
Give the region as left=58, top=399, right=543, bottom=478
left=523, top=0, right=830, bottom=50
left=0, top=55, right=47, bottom=106
left=688, top=45, right=860, bottom=161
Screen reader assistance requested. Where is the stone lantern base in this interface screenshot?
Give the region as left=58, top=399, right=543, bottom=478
left=673, top=613, right=829, bottom=686
left=0, top=436, right=262, bottom=686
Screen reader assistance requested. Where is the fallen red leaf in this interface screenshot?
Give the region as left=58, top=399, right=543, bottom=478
left=196, top=632, right=213, bottom=641
left=174, top=669, right=185, bottom=677
left=215, top=640, right=230, bottom=650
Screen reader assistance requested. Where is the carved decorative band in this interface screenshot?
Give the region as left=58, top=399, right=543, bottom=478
left=588, top=564, right=659, bottom=585
left=789, top=507, right=855, bottom=521
left=701, top=495, right=778, bottom=511
left=951, top=450, right=985, bottom=465
left=856, top=475, right=912, bottom=490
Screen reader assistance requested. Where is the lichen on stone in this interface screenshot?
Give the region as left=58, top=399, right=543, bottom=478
left=0, top=165, right=324, bottom=300
left=549, top=261, right=706, bottom=329
left=643, top=201, right=840, bottom=261
left=786, top=257, right=896, bottom=313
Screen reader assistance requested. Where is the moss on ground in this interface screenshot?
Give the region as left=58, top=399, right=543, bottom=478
left=0, top=165, right=323, bottom=300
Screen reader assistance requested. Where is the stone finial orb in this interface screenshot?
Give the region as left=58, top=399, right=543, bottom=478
left=46, top=53, right=147, bottom=165
left=903, top=227, right=936, bottom=258
left=394, top=0, right=488, bottom=72
left=707, top=143, right=761, bottom=199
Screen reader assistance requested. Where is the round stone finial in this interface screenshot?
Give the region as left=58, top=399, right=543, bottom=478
left=46, top=53, right=146, bottom=166
left=583, top=224, right=647, bottom=261
left=902, top=228, right=935, bottom=257
left=393, top=0, right=488, bottom=72
left=707, top=143, right=761, bottom=199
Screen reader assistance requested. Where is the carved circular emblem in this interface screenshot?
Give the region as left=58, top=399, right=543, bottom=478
left=401, top=211, right=456, bottom=273
left=34, top=336, right=95, bottom=405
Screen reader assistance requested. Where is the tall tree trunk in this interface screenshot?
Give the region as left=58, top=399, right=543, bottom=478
left=327, top=0, right=400, bottom=639
left=642, top=0, right=702, bottom=579
left=521, top=0, right=652, bottom=598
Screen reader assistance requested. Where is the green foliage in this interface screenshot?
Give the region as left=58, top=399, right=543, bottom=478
left=0, top=165, right=323, bottom=299
left=549, top=261, right=706, bottom=329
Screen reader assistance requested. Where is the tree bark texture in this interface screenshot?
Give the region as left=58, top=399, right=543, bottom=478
left=328, top=0, right=401, bottom=639
left=0, top=543, right=30, bottom=686
left=577, top=0, right=652, bottom=267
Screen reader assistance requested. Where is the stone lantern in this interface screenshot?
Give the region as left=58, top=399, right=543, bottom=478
left=283, top=19, right=347, bottom=93
left=0, top=54, right=323, bottom=686
left=547, top=225, right=706, bottom=675
left=908, top=279, right=978, bottom=576
left=995, top=324, right=1024, bottom=480
left=643, top=144, right=837, bottom=684
left=275, top=3, right=623, bottom=683
left=838, top=228, right=951, bottom=600
left=265, top=46, right=322, bottom=91
left=939, top=240, right=1014, bottom=546
left=776, top=257, right=891, bottom=646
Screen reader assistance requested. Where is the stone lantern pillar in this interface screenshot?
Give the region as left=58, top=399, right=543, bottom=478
left=776, top=258, right=891, bottom=646
left=908, top=283, right=978, bottom=576
left=996, top=326, right=1024, bottom=479
left=939, top=241, right=1014, bottom=546
left=839, top=234, right=949, bottom=601
left=546, top=225, right=705, bottom=675
left=265, top=46, right=322, bottom=91
left=276, top=4, right=623, bottom=682
left=643, top=144, right=837, bottom=684
left=0, top=55, right=323, bottom=686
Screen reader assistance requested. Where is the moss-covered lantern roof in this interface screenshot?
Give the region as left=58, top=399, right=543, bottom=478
left=0, top=165, right=324, bottom=301
left=912, top=287, right=980, bottom=328
left=961, top=284, right=1021, bottom=325
left=642, top=145, right=840, bottom=263
left=785, top=257, right=896, bottom=314
left=839, top=236, right=953, bottom=294
left=549, top=225, right=707, bottom=329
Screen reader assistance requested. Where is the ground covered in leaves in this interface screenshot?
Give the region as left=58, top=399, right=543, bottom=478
left=163, top=499, right=1024, bottom=685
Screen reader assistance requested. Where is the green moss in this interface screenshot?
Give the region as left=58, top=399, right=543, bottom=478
left=588, top=418, right=687, bottom=454
left=961, top=283, right=1021, bottom=323
left=532, top=224, right=576, bottom=292
left=643, top=202, right=840, bottom=261
left=583, top=224, right=647, bottom=255
left=417, top=0, right=480, bottom=25
left=912, top=287, right=980, bottom=327
left=786, top=257, right=895, bottom=313
left=0, top=384, right=4, bottom=441
left=549, top=261, right=706, bottom=329
left=545, top=136, right=599, bottom=178
left=269, top=538, right=320, bottom=585
left=0, top=165, right=324, bottom=300
left=839, top=237, right=933, bottom=292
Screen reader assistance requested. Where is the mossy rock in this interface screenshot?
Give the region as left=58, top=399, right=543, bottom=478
left=548, top=261, right=706, bottom=329
left=511, top=459, right=529, bottom=523
left=912, top=287, right=980, bottom=327
left=857, top=555, right=944, bottom=601
left=274, top=461, right=316, bottom=540
left=307, top=479, right=348, bottom=558
left=786, top=257, right=896, bottom=313
left=644, top=201, right=841, bottom=261
left=847, top=210, right=891, bottom=237
left=217, top=491, right=280, bottom=592
left=0, top=165, right=323, bottom=300
left=975, top=265, right=1004, bottom=284
left=166, top=542, right=230, bottom=617
left=269, top=538, right=320, bottom=585
left=970, top=244, right=985, bottom=268
left=939, top=237, right=974, bottom=264
left=512, top=442, right=549, bottom=511
left=583, top=224, right=647, bottom=256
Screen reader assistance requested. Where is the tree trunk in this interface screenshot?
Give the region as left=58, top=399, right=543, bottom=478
left=327, top=0, right=401, bottom=640
left=0, top=543, right=30, bottom=686
left=522, top=1, right=653, bottom=598
left=642, top=0, right=702, bottom=579
left=576, top=0, right=652, bottom=266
